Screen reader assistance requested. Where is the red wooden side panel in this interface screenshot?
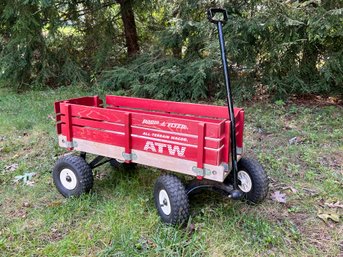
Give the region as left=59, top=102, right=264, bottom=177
left=235, top=110, right=244, bottom=148
left=55, top=95, right=245, bottom=167
left=65, top=96, right=103, bottom=107
left=130, top=126, right=223, bottom=149
left=60, top=116, right=125, bottom=133
left=106, top=105, right=224, bottom=125
left=131, top=136, right=221, bottom=165
left=60, top=103, right=126, bottom=123
left=130, top=112, right=223, bottom=138
left=54, top=101, right=62, bottom=134
left=60, top=124, right=222, bottom=165
left=223, top=121, right=231, bottom=163
left=61, top=124, right=124, bottom=146
left=106, top=95, right=242, bottom=120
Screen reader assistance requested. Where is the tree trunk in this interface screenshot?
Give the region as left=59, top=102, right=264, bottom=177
left=300, top=43, right=319, bottom=85
left=118, top=0, right=139, bottom=57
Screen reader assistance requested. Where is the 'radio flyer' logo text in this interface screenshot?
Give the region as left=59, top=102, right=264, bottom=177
left=144, top=141, right=186, bottom=157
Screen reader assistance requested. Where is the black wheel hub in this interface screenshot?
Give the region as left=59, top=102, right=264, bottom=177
left=66, top=175, right=72, bottom=182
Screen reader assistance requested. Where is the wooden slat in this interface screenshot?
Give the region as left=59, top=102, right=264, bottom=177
left=61, top=124, right=124, bottom=146
left=130, top=126, right=223, bottom=149
left=54, top=101, right=62, bottom=134
left=107, top=105, right=225, bottom=123
left=130, top=112, right=222, bottom=138
left=106, top=95, right=242, bottom=119
left=60, top=103, right=126, bottom=123
left=60, top=116, right=125, bottom=133
left=65, top=96, right=102, bottom=106
left=131, top=136, right=221, bottom=165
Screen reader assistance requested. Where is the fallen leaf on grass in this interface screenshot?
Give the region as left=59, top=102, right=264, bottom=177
left=324, top=201, right=343, bottom=209
left=303, top=187, right=318, bottom=196
left=135, top=236, right=156, bottom=251
left=288, top=137, right=298, bottom=145
left=271, top=191, right=287, bottom=203
left=281, top=186, right=297, bottom=193
left=288, top=136, right=305, bottom=145
left=22, top=202, right=31, bottom=208
left=47, top=114, right=55, bottom=121
left=26, top=180, right=35, bottom=187
left=48, top=201, right=62, bottom=207
left=13, top=172, right=36, bottom=185
left=4, top=163, right=18, bottom=172
left=317, top=212, right=340, bottom=223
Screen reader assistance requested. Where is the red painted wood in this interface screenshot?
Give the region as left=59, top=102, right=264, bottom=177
left=65, top=104, right=73, bottom=150
left=62, top=96, right=103, bottom=107
left=223, top=121, right=230, bottom=163
left=60, top=124, right=221, bottom=165
left=124, top=112, right=132, bottom=160
left=106, top=95, right=242, bottom=119
left=130, top=126, right=223, bottom=149
left=66, top=96, right=97, bottom=106
left=131, top=136, right=220, bottom=165
left=60, top=103, right=126, bottom=123
left=54, top=102, right=62, bottom=134
left=236, top=110, right=244, bottom=148
left=107, top=105, right=225, bottom=124
left=61, top=124, right=124, bottom=146
left=56, top=95, right=246, bottom=167
left=130, top=112, right=222, bottom=138
left=60, top=115, right=125, bottom=133
left=197, top=123, right=205, bottom=170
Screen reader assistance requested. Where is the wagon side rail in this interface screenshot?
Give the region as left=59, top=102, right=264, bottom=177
left=54, top=95, right=244, bottom=182
left=106, top=95, right=241, bottom=120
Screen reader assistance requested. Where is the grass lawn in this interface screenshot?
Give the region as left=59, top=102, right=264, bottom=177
left=0, top=86, right=342, bottom=256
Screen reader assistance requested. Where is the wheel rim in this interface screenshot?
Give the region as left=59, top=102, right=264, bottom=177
left=237, top=170, right=252, bottom=193
left=159, top=189, right=171, bottom=215
left=60, top=168, right=77, bottom=190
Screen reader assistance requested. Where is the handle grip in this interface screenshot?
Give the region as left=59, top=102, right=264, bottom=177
left=207, top=8, right=228, bottom=24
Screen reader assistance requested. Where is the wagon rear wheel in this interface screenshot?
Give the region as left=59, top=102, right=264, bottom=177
left=53, top=155, right=93, bottom=198
left=154, top=175, right=189, bottom=225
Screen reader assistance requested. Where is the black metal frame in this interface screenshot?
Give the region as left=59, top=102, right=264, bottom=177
left=80, top=152, right=111, bottom=169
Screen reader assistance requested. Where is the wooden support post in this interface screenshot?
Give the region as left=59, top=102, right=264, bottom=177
left=224, top=121, right=231, bottom=165
left=65, top=103, right=73, bottom=150
left=54, top=102, right=61, bottom=134
left=124, top=112, right=132, bottom=162
left=196, top=122, right=205, bottom=180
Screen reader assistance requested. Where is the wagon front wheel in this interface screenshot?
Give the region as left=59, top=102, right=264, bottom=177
left=53, top=155, right=93, bottom=198
left=234, top=157, right=269, bottom=203
left=154, top=175, right=189, bottom=225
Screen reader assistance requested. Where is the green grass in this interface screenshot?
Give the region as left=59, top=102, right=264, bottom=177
left=0, top=87, right=342, bottom=256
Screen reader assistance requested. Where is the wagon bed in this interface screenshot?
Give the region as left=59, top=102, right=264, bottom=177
left=54, top=95, right=244, bottom=182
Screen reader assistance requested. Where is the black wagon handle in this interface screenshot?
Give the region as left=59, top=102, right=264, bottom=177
left=207, top=8, right=228, bottom=24
left=208, top=7, right=243, bottom=199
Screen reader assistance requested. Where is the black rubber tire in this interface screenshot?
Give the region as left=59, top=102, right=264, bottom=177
left=154, top=175, right=189, bottom=225
left=53, top=155, right=93, bottom=198
left=109, top=159, right=137, bottom=170
left=235, top=157, right=269, bottom=203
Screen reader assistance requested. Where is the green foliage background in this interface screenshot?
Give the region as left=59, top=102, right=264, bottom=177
left=0, top=0, right=342, bottom=100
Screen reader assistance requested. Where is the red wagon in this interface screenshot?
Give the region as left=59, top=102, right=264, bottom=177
left=52, top=8, right=268, bottom=225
